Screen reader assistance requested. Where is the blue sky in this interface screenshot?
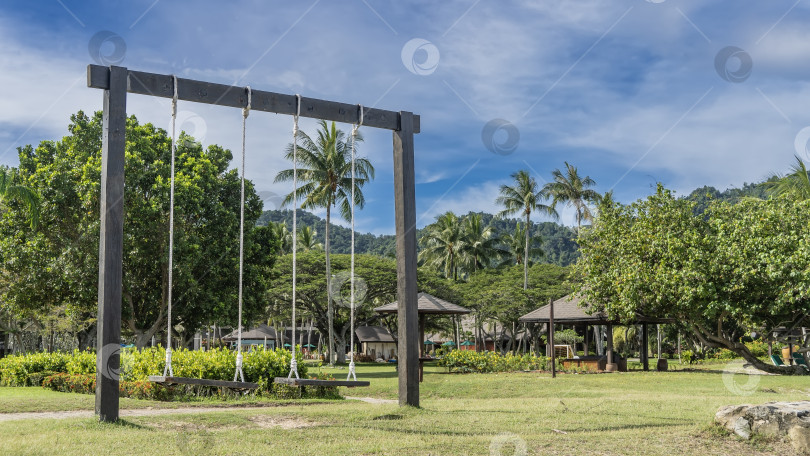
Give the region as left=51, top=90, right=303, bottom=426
left=2, top=1, right=810, bottom=234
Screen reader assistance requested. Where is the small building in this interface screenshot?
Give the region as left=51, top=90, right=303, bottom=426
left=355, top=326, right=397, bottom=360
left=222, top=324, right=278, bottom=350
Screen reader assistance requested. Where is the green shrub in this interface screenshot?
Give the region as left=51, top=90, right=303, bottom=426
left=681, top=349, right=694, bottom=364
left=438, top=350, right=549, bottom=373
left=66, top=349, right=96, bottom=375
left=0, top=352, right=70, bottom=386
left=745, top=340, right=769, bottom=358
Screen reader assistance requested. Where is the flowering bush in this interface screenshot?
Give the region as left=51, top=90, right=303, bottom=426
left=0, top=352, right=70, bottom=386
left=438, top=350, right=550, bottom=373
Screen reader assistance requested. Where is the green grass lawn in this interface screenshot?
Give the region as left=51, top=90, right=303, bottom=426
left=1, top=361, right=807, bottom=455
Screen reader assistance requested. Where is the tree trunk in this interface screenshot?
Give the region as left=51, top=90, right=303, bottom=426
left=325, top=203, right=335, bottom=366
left=691, top=323, right=808, bottom=375
left=524, top=212, right=530, bottom=290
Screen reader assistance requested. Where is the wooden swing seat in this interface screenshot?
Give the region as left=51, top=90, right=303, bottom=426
left=273, top=377, right=370, bottom=387
left=148, top=376, right=258, bottom=390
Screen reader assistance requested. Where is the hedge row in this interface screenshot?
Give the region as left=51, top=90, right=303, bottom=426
left=1, top=347, right=307, bottom=390
left=42, top=373, right=175, bottom=401
left=438, top=350, right=552, bottom=373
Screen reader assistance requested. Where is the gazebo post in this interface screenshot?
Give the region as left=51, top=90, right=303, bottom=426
left=549, top=298, right=556, bottom=378
left=606, top=324, right=614, bottom=364
left=641, top=323, right=649, bottom=371
left=583, top=324, right=589, bottom=357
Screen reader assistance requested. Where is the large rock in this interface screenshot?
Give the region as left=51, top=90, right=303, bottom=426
left=716, top=401, right=810, bottom=452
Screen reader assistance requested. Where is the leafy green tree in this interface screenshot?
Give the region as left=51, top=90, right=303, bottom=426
left=266, top=252, right=397, bottom=361
left=0, top=111, right=278, bottom=349
left=496, top=170, right=557, bottom=289
left=576, top=185, right=810, bottom=374
left=268, top=221, right=292, bottom=255
left=274, top=120, right=375, bottom=363
left=542, top=162, right=599, bottom=232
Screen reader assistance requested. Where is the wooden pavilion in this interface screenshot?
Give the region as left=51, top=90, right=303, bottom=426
left=375, top=292, right=471, bottom=380
left=519, top=294, right=675, bottom=371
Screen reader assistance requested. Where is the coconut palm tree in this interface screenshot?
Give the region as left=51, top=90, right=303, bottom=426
left=460, top=213, right=507, bottom=272
left=767, top=156, right=810, bottom=200
left=268, top=221, right=292, bottom=255
left=419, top=211, right=465, bottom=280
left=0, top=167, right=39, bottom=229
left=496, top=170, right=557, bottom=289
left=543, top=162, right=600, bottom=233
left=275, top=120, right=375, bottom=364
left=500, top=222, right=543, bottom=267
left=296, top=226, right=323, bottom=252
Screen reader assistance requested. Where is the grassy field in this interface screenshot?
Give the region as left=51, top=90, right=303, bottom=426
left=0, top=361, right=807, bottom=455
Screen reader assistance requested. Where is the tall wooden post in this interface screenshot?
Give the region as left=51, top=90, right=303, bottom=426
left=606, top=324, right=614, bottom=365
left=95, top=65, right=127, bottom=422
left=549, top=298, right=556, bottom=378
left=393, top=112, right=419, bottom=407
left=641, top=323, right=649, bottom=371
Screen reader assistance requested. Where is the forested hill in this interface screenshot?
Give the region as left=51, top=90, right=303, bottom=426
left=684, top=179, right=774, bottom=214
left=257, top=209, right=580, bottom=266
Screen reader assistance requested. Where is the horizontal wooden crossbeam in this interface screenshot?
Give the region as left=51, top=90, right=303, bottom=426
left=87, top=65, right=419, bottom=133
left=273, top=377, right=370, bottom=387
left=148, top=375, right=258, bottom=390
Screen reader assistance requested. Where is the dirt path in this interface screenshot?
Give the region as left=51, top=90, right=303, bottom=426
left=0, top=406, right=276, bottom=422
left=345, top=396, right=397, bottom=405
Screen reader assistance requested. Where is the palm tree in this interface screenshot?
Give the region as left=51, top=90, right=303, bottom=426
left=496, top=170, right=557, bottom=289
left=767, top=156, right=810, bottom=200
left=269, top=222, right=292, bottom=254
left=0, top=167, right=39, bottom=229
left=500, top=222, right=543, bottom=267
left=460, top=213, right=507, bottom=272
left=419, top=211, right=465, bottom=280
left=543, top=162, right=600, bottom=233
left=297, top=226, right=323, bottom=251
left=275, top=120, right=374, bottom=364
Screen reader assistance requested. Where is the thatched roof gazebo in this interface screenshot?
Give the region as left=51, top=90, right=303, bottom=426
left=375, top=292, right=471, bottom=381
left=520, top=294, right=674, bottom=371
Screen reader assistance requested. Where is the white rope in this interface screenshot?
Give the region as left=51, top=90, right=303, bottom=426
left=234, top=86, right=250, bottom=383
left=288, top=94, right=301, bottom=380
left=348, top=105, right=363, bottom=382
left=163, top=75, right=179, bottom=378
